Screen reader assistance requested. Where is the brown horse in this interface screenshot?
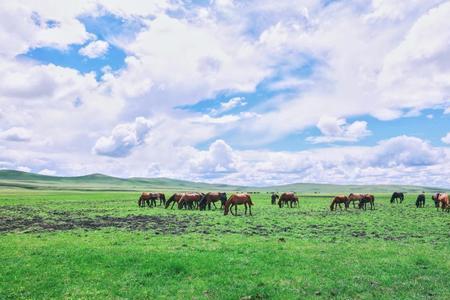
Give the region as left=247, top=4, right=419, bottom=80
left=198, top=192, right=227, bottom=210
left=138, top=192, right=162, bottom=207
left=436, top=193, right=449, bottom=212
left=348, top=193, right=365, bottom=208
left=330, top=195, right=349, bottom=211
left=224, top=193, right=253, bottom=216
left=178, top=193, right=203, bottom=210
left=278, top=192, right=299, bottom=208
left=165, top=193, right=184, bottom=209
left=358, top=194, right=375, bottom=210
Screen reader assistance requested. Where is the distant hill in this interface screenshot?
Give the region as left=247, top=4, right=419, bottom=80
left=0, top=170, right=445, bottom=193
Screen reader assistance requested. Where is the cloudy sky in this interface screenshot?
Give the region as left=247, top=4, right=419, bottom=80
left=1, top=0, right=450, bottom=187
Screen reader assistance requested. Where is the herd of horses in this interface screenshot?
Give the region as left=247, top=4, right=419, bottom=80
left=138, top=191, right=450, bottom=216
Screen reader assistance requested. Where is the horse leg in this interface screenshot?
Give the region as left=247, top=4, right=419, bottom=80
left=249, top=203, right=252, bottom=216
left=212, top=202, right=217, bottom=210
left=244, top=203, right=247, bottom=215
left=235, top=204, right=238, bottom=216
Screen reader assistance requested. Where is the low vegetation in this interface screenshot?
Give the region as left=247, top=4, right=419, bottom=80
left=1, top=189, right=449, bottom=299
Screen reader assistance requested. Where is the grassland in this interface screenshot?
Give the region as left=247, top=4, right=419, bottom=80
left=0, top=188, right=449, bottom=299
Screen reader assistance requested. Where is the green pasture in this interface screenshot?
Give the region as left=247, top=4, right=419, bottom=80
left=0, top=190, right=449, bottom=299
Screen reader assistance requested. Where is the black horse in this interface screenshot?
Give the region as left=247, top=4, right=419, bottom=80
left=390, top=192, right=404, bottom=204
left=271, top=193, right=279, bottom=205
left=416, top=194, right=425, bottom=208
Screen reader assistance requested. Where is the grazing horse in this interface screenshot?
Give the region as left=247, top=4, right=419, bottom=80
left=390, top=192, right=404, bottom=204
left=330, top=195, right=349, bottom=211
left=278, top=192, right=299, bottom=208
left=224, top=193, right=253, bottom=216
left=138, top=192, right=161, bottom=207
left=436, top=193, right=449, bottom=212
left=348, top=193, right=365, bottom=208
left=416, top=194, right=425, bottom=208
left=199, top=192, right=227, bottom=210
left=432, top=193, right=441, bottom=209
left=165, top=193, right=184, bottom=209
left=271, top=193, right=279, bottom=205
left=178, top=193, right=203, bottom=210
left=358, top=194, right=375, bottom=210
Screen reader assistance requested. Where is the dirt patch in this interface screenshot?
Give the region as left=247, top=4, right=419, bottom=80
left=0, top=206, right=204, bottom=234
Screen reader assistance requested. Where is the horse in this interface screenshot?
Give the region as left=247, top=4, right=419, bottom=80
left=390, top=192, right=404, bottom=204
left=358, top=194, right=375, bottom=210
left=198, top=192, right=227, bottom=210
left=278, top=192, right=299, bottom=208
left=165, top=193, right=184, bottom=209
left=224, top=193, right=253, bottom=216
left=138, top=192, right=161, bottom=207
left=348, top=193, right=365, bottom=208
left=330, top=195, right=349, bottom=211
left=157, top=193, right=166, bottom=206
left=271, top=193, right=279, bottom=205
left=178, top=193, right=203, bottom=210
left=415, top=194, right=425, bottom=208
left=436, top=193, right=449, bottom=212
left=432, top=193, right=441, bottom=209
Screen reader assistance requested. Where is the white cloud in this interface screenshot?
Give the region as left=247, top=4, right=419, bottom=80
left=0, top=127, right=32, bottom=141
left=210, top=97, right=247, bottom=115
left=306, top=117, right=371, bottom=144
left=442, top=132, right=450, bottom=144
left=93, top=117, right=154, bottom=157
left=79, top=40, right=109, bottom=58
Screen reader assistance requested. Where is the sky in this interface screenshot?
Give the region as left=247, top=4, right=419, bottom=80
left=1, top=0, right=450, bottom=187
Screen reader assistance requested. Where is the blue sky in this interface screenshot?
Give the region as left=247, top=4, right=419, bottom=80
left=1, top=0, right=450, bottom=187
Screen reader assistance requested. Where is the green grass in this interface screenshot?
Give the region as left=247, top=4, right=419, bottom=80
left=0, top=190, right=449, bottom=299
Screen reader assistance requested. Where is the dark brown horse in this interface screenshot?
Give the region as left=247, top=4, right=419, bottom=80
left=432, top=193, right=441, bottom=209
left=330, top=195, right=349, bottom=211
left=278, top=192, right=299, bottom=208
left=271, top=193, right=279, bottom=205
left=358, top=194, right=375, bottom=210
left=390, top=192, right=404, bottom=204
left=198, top=192, right=227, bottom=210
left=138, top=192, right=162, bottom=207
left=348, top=193, right=365, bottom=208
left=224, top=193, right=253, bottom=216
left=178, top=193, right=203, bottom=210
left=165, top=193, right=184, bottom=209
left=416, top=193, right=425, bottom=208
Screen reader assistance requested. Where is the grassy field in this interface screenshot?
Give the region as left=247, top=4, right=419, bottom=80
left=0, top=189, right=449, bottom=299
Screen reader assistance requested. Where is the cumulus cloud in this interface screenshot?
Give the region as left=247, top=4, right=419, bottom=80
left=442, top=132, right=450, bottom=144
left=93, top=117, right=153, bottom=157
left=0, top=127, right=32, bottom=141
left=306, top=117, right=371, bottom=144
left=371, top=136, right=442, bottom=167
left=188, top=139, right=236, bottom=174
left=79, top=40, right=109, bottom=58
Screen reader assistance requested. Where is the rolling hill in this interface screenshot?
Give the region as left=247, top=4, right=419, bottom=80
left=0, top=170, right=445, bottom=193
